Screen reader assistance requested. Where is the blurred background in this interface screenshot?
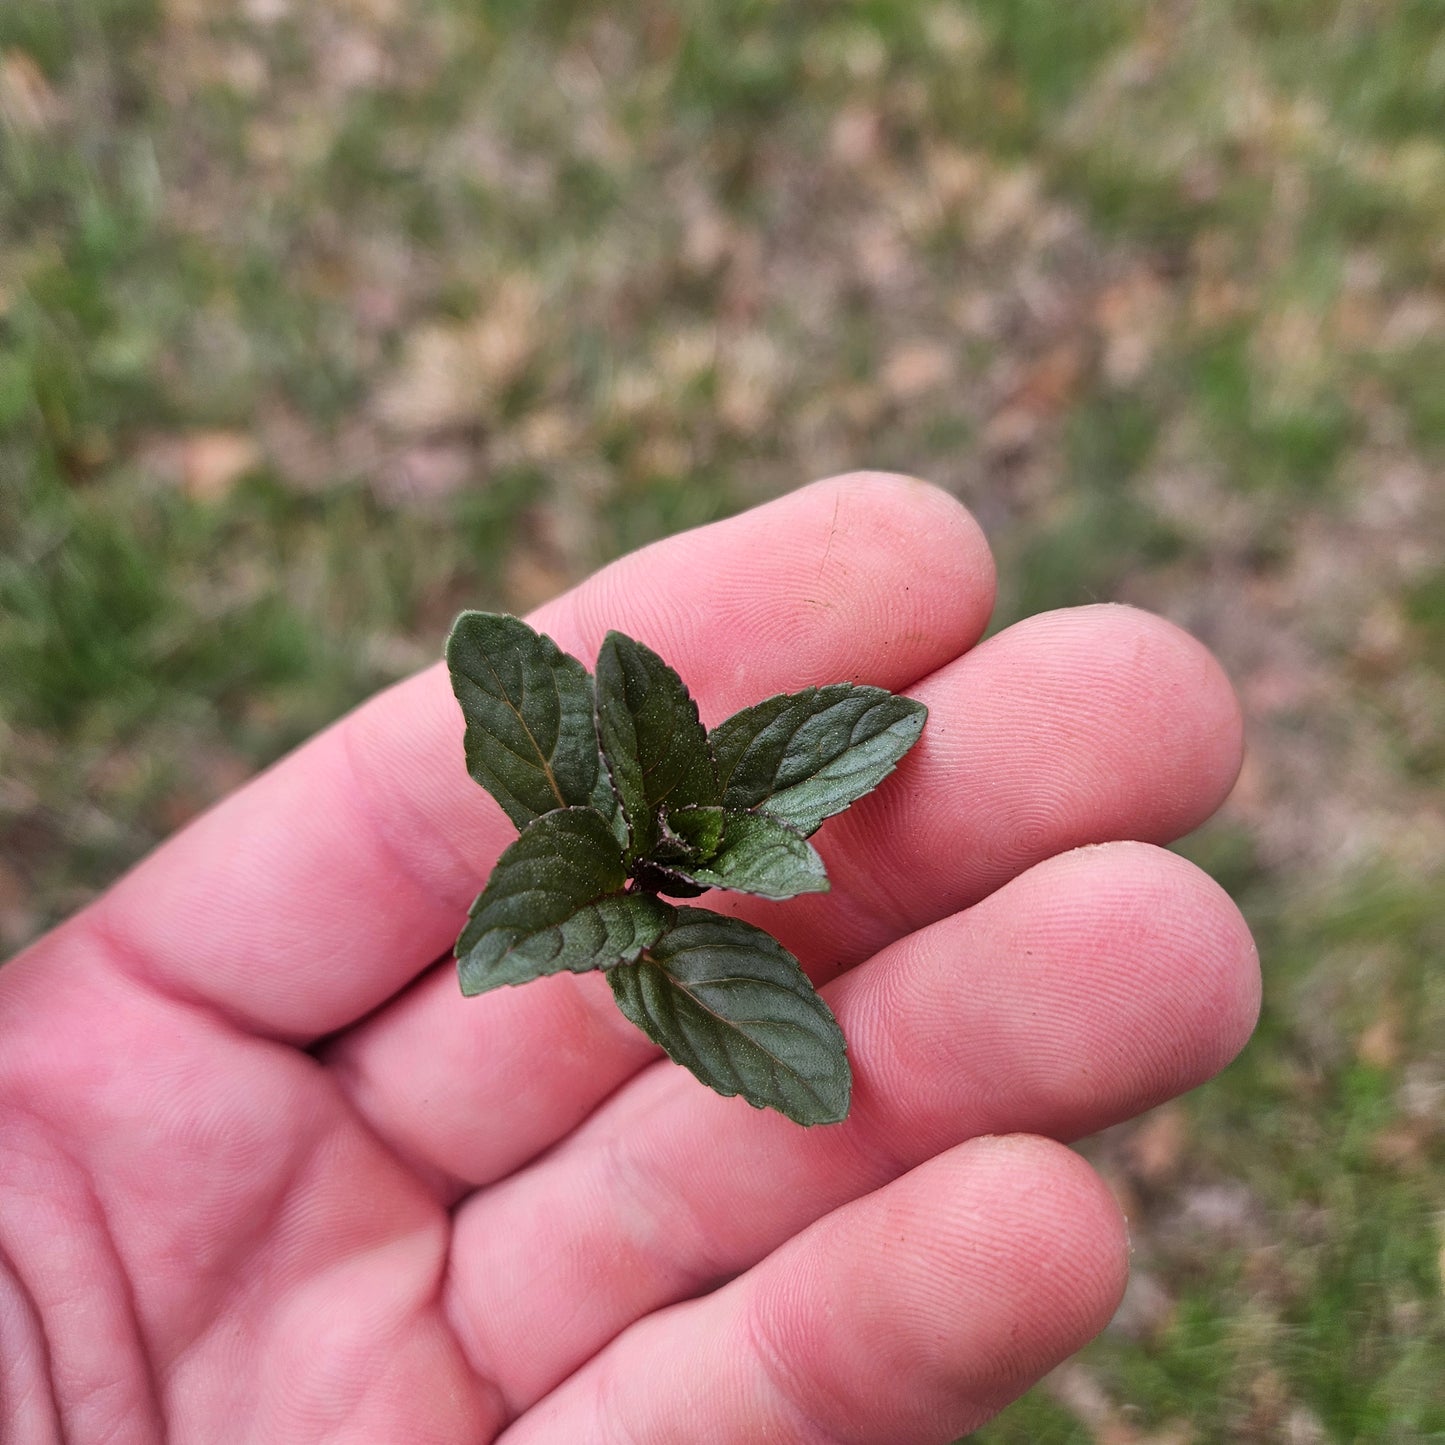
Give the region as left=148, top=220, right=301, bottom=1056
left=1, top=1, right=1442, bottom=1438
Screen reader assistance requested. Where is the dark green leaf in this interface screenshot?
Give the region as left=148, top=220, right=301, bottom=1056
left=660, top=804, right=725, bottom=860
left=650, top=809, right=697, bottom=864
left=456, top=807, right=672, bottom=995
left=608, top=908, right=850, bottom=1125
left=709, top=684, right=927, bottom=836
left=595, top=630, right=719, bottom=857
left=447, top=612, right=615, bottom=832
left=669, top=810, right=829, bottom=900
left=594, top=664, right=651, bottom=857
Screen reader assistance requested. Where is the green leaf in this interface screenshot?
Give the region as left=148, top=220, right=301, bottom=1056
left=660, top=804, right=725, bottom=860
left=447, top=612, right=615, bottom=832
left=669, top=810, right=829, bottom=900
left=456, top=807, right=672, bottom=995
left=595, top=630, right=719, bottom=857
left=709, top=684, right=927, bottom=836
left=650, top=809, right=697, bottom=864
left=608, top=908, right=850, bottom=1125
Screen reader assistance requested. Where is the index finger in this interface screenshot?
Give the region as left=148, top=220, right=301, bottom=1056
left=72, top=474, right=995, bottom=1038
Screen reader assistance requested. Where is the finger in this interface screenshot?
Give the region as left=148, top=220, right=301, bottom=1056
left=495, top=1135, right=1128, bottom=1444
left=328, top=605, right=1241, bottom=1194
left=80, top=474, right=993, bottom=1038
left=444, top=842, right=1256, bottom=1411
left=757, top=600, right=1245, bottom=971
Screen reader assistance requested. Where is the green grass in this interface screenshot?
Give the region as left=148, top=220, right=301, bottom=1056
left=990, top=392, right=1183, bottom=627
left=2, top=0, right=1442, bottom=1434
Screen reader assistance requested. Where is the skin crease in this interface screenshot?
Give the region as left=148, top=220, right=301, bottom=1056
left=0, top=474, right=1260, bottom=1444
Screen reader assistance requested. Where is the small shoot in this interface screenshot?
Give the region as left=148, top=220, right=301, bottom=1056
left=446, top=612, right=927, bottom=1125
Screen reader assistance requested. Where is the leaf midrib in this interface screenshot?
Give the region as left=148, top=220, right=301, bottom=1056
left=475, top=649, right=568, bottom=811
left=639, top=957, right=830, bottom=1064
left=491, top=886, right=644, bottom=964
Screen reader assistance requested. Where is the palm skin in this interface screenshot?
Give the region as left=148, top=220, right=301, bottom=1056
left=0, top=476, right=1260, bottom=1444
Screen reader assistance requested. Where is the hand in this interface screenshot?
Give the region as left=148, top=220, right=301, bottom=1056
left=0, top=475, right=1259, bottom=1443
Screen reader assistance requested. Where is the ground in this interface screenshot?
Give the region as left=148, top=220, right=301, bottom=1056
left=1, top=2, right=1442, bottom=1439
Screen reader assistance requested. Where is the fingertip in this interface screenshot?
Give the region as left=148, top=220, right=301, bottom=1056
left=819, top=470, right=996, bottom=570
left=1091, top=602, right=1245, bottom=817
left=964, top=602, right=1247, bottom=846
left=741, top=1133, right=1130, bottom=1440
left=547, top=472, right=997, bottom=712
left=941, top=1133, right=1130, bottom=1341
left=1121, top=841, right=1261, bottom=1070
left=813, top=470, right=998, bottom=643
left=840, top=838, right=1262, bottom=1161
left=1022, top=839, right=1261, bottom=1080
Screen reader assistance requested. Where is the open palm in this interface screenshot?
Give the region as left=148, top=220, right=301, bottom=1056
left=0, top=476, right=1259, bottom=1443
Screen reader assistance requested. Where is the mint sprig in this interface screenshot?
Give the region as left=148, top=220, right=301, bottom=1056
left=445, top=611, right=928, bottom=1125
